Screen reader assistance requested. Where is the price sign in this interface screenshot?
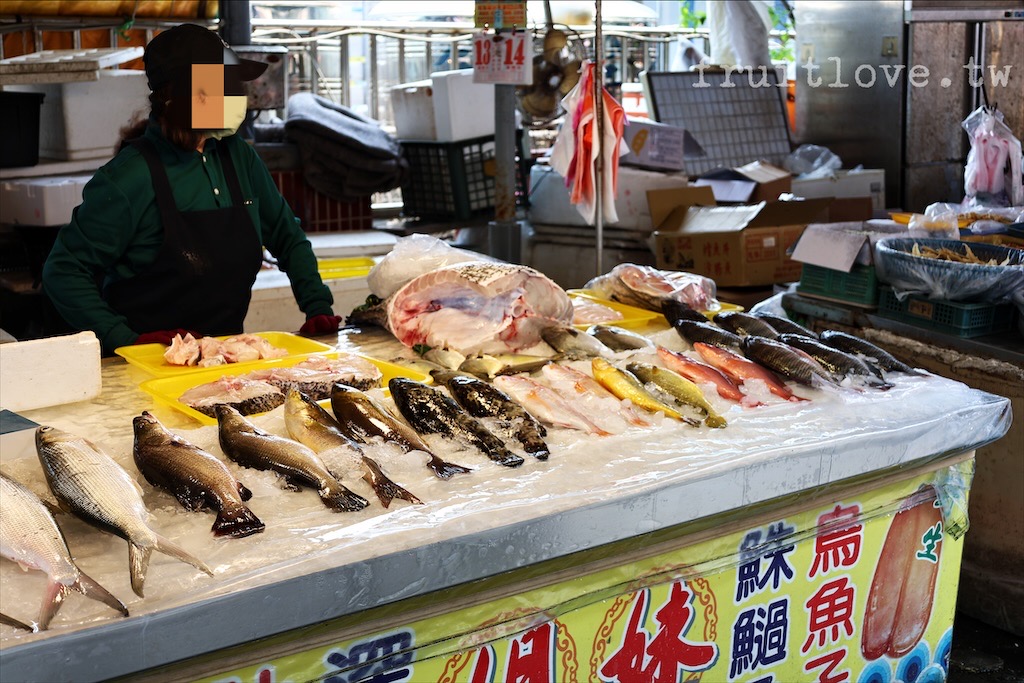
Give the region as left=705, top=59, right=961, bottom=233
left=472, top=31, right=533, bottom=85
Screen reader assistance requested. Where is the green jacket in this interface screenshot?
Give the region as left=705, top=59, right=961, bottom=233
left=42, top=123, right=333, bottom=353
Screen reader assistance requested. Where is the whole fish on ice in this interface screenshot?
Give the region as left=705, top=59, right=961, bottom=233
left=133, top=411, right=265, bottom=538
left=386, top=262, right=574, bottom=355
left=330, top=383, right=473, bottom=478
left=216, top=405, right=369, bottom=512
left=0, top=473, right=128, bottom=630
left=35, top=425, right=213, bottom=598
left=284, top=389, right=422, bottom=508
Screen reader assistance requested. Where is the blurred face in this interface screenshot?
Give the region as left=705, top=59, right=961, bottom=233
left=189, top=63, right=247, bottom=133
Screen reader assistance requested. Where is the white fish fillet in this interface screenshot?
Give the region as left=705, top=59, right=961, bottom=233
left=0, top=474, right=127, bottom=630
left=493, top=375, right=609, bottom=435
left=541, top=363, right=651, bottom=432
left=386, top=262, right=573, bottom=355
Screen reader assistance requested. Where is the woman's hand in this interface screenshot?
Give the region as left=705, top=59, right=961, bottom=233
left=299, top=314, right=343, bottom=336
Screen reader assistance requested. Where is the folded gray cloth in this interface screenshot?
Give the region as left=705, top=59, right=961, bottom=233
left=284, top=93, right=408, bottom=201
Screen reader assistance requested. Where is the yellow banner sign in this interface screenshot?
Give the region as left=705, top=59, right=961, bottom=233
left=204, top=463, right=968, bottom=683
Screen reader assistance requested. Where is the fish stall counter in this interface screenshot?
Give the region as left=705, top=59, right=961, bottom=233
left=0, top=325, right=1012, bottom=683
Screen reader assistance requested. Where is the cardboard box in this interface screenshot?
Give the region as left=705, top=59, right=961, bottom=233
left=694, top=161, right=792, bottom=204
left=527, top=164, right=692, bottom=231
left=791, top=169, right=886, bottom=214
left=620, top=117, right=685, bottom=172
left=649, top=186, right=831, bottom=287
left=791, top=220, right=911, bottom=272
left=390, top=70, right=495, bottom=142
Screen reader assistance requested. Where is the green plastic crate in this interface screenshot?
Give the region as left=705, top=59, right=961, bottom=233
left=797, top=264, right=878, bottom=307
left=876, top=287, right=1015, bottom=338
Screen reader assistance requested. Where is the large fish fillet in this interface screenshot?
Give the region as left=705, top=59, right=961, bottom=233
left=385, top=262, right=573, bottom=355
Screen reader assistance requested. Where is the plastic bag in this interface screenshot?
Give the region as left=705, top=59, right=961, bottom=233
left=584, top=263, right=719, bottom=312
left=907, top=203, right=960, bottom=240
left=783, top=144, right=842, bottom=179
left=962, top=106, right=1024, bottom=208
left=366, top=234, right=492, bottom=299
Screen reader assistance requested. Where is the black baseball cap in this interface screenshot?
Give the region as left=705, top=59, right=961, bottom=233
left=143, top=23, right=268, bottom=90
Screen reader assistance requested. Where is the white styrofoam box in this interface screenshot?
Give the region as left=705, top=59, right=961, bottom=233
left=391, top=70, right=496, bottom=142
left=527, top=164, right=691, bottom=232
left=430, top=69, right=495, bottom=142
left=245, top=269, right=372, bottom=333
left=791, top=169, right=886, bottom=213
left=0, top=174, right=90, bottom=226
left=7, top=69, right=150, bottom=161
left=0, top=331, right=101, bottom=411
left=390, top=79, right=436, bottom=140
left=524, top=224, right=656, bottom=289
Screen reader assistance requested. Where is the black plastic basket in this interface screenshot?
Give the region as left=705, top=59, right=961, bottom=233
left=399, top=134, right=528, bottom=220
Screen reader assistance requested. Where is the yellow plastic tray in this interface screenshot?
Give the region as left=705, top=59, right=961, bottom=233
left=139, top=353, right=431, bottom=426
left=567, top=290, right=743, bottom=328
left=317, top=256, right=376, bottom=281
left=115, top=332, right=334, bottom=378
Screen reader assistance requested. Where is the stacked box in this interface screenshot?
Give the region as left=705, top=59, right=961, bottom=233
left=269, top=169, right=373, bottom=233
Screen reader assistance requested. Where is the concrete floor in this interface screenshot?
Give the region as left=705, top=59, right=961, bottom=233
left=951, top=613, right=1024, bottom=682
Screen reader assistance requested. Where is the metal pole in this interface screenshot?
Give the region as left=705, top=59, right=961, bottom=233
left=593, top=0, right=604, bottom=277
left=493, top=81, right=520, bottom=263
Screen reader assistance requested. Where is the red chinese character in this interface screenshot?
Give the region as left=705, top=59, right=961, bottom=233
left=804, top=648, right=849, bottom=683
left=803, top=578, right=855, bottom=652
left=809, top=505, right=863, bottom=578
left=599, top=582, right=718, bottom=682
left=505, top=622, right=556, bottom=683
left=470, top=645, right=496, bottom=683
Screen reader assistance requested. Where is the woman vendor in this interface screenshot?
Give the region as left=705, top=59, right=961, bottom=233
left=42, top=23, right=341, bottom=354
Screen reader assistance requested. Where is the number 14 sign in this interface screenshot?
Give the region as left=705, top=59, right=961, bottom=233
left=472, top=31, right=533, bottom=85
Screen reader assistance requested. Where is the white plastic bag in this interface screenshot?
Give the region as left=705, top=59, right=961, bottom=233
left=783, top=144, right=842, bottom=179
left=366, top=234, right=491, bottom=299
left=963, top=106, right=1024, bottom=207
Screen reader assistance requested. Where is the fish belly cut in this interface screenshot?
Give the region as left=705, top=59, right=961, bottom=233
left=386, top=263, right=573, bottom=355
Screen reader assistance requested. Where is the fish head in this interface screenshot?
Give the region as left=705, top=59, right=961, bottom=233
left=214, top=404, right=247, bottom=428
left=132, top=411, right=159, bottom=433
left=34, top=425, right=73, bottom=451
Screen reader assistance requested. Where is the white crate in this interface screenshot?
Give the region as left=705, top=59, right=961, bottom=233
left=791, top=169, right=886, bottom=213
left=391, top=70, right=495, bottom=142
left=0, top=174, right=90, bottom=226
left=527, top=164, right=692, bottom=231
left=0, top=331, right=101, bottom=411
left=8, top=69, right=150, bottom=161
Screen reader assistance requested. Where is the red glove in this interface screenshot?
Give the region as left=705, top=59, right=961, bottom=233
left=299, top=314, right=343, bottom=336
left=134, top=329, right=201, bottom=345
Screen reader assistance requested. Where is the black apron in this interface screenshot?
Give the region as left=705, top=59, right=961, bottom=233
left=104, top=138, right=263, bottom=336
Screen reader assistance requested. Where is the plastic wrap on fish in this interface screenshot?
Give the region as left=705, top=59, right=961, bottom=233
left=386, top=262, right=574, bottom=355
left=585, top=263, right=719, bottom=312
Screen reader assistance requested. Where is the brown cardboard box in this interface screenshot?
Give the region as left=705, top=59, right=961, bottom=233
left=649, top=187, right=831, bottom=287
left=694, top=161, right=792, bottom=204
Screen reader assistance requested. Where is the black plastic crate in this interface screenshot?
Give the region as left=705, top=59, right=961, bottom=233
left=399, top=134, right=528, bottom=220
left=0, top=91, right=45, bottom=168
